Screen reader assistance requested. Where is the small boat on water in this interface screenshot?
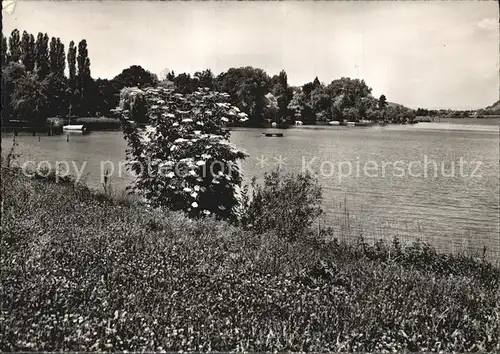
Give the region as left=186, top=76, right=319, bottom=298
left=328, top=121, right=340, bottom=126
left=63, top=125, right=89, bottom=133
left=262, top=132, right=284, bottom=137
left=346, top=121, right=356, bottom=127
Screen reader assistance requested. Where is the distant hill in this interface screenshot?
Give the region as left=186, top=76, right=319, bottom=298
left=387, top=101, right=413, bottom=111
left=484, top=99, right=500, bottom=114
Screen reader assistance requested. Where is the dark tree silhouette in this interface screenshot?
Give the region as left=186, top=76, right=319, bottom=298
left=113, top=65, right=158, bottom=89
left=21, top=31, right=36, bottom=72
left=8, top=29, right=22, bottom=63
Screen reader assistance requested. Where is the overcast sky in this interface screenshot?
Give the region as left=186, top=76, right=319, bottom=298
left=3, top=0, right=499, bottom=109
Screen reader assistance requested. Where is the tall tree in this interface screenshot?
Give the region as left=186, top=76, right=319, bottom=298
left=49, top=37, right=65, bottom=77
left=67, top=41, right=77, bottom=92
left=76, top=39, right=92, bottom=115
left=1, top=33, right=8, bottom=67
left=20, top=31, right=36, bottom=72
left=275, top=70, right=292, bottom=121
left=312, top=76, right=321, bottom=88
left=8, top=29, right=22, bottom=63
left=378, top=94, right=388, bottom=110
left=76, top=39, right=91, bottom=92
left=35, top=32, right=50, bottom=79
left=166, top=70, right=175, bottom=81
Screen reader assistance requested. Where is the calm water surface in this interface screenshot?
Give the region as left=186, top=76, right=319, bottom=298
left=3, top=119, right=499, bottom=259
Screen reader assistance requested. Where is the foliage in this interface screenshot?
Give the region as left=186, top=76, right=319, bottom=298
left=94, top=78, right=120, bottom=117
left=116, top=86, right=249, bottom=220
left=215, top=66, right=271, bottom=125
left=67, top=40, right=77, bottom=93
left=7, top=29, right=22, bottom=63
left=378, top=94, right=388, bottom=109
left=1, top=33, right=8, bottom=67
left=35, top=32, right=50, bottom=80
left=11, top=72, right=49, bottom=126
left=75, top=39, right=92, bottom=116
left=2, top=27, right=417, bottom=126
left=240, top=171, right=323, bottom=242
left=113, top=65, right=158, bottom=89
left=194, top=69, right=214, bottom=90
left=1, top=62, right=27, bottom=125
left=1, top=169, right=499, bottom=352
left=49, top=37, right=66, bottom=77
left=46, top=73, right=70, bottom=117
left=20, top=30, right=36, bottom=72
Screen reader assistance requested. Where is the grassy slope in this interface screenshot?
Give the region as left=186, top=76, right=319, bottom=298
left=1, top=169, right=499, bottom=352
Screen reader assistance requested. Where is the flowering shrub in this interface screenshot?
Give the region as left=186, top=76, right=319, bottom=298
left=115, top=86, right=249, bottom=220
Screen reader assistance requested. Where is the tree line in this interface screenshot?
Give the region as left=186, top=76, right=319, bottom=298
left=1, top=28, right=415, bottom=128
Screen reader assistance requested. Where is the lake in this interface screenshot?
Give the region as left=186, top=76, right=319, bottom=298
left=3, top=118, right=499, bottom=260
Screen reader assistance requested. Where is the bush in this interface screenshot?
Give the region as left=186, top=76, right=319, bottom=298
left=240, top=170, right=323, bottom=242
left=115, top=86, right=249, bottom=221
